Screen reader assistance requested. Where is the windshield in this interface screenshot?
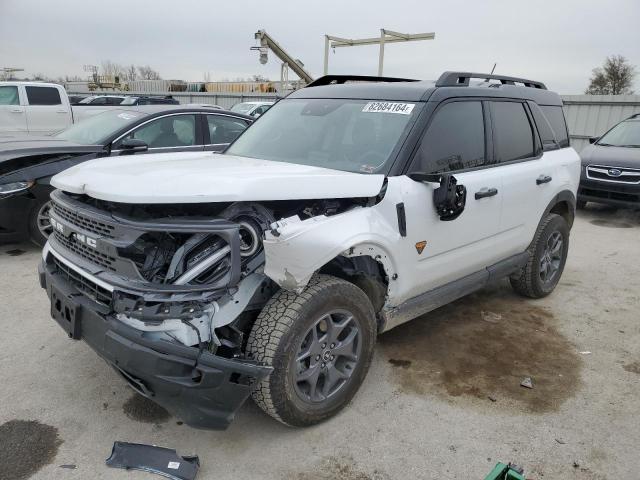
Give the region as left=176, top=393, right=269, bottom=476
left=226, top=98, right=419, bottom=174
left=597, top=120, right=640, bottom=147
left=230, top=102, right=255, bottom=114
left=120, top=97, right=138, bottom=105
left=55, top=110, right=146, bottom=145
left=78, top=96, right=96, bottom=104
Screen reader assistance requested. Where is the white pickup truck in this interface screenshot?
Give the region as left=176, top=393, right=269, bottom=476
left=0, top=81, right=123, bottom=136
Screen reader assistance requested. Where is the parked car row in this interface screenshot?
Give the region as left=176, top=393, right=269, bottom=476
left=0, top=105, right=252, bottom=245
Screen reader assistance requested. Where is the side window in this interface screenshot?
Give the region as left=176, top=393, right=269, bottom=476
left=25, top=86, right=61, bottom=105
left=540, top=106, right=570, bottom=148
left=121, top=115, right=197, bottom=148
left=491, top=101, right=535, bottom=163
left=207, top=115, right=249, bottom=144
left=410, top=101, right=485, bottom=173
left=528, top=102, right=557, bottom=151
left=107, top=97, right=124, bottom=105
left=0, top=86, right=19, bottom=105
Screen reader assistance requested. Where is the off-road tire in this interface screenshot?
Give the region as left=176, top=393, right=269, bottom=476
left=510, top=213, right=570, bottom=298
left=246, top=274, right=376, bottom=427
left=28, top=199, right=52, bottom=247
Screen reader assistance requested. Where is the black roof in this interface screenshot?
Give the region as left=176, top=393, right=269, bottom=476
left=290, top=72, right=563, bottom=106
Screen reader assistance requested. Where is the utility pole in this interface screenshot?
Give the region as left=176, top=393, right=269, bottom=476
left=324, top=29, right=435, bottom=76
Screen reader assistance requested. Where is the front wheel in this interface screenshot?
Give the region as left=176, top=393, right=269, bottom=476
left=247, top=274, right=376, bottom=427
left=510, top=213, right=570, bottom=298
left=28, top=200, right=53, bottom=247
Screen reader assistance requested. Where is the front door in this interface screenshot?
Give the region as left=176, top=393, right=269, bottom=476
left=392, top=99, right=505, bottom=302
left=0, top=85, right=27, bottom=135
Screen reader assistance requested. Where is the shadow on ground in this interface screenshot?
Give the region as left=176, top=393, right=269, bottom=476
left=379, top=284, right=583, bottom=413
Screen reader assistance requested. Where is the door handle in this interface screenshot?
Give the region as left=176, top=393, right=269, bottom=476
left=10, top=108, right=23, bottom=113
left=56, top=110, right=68, bottom=114
left=536, top=175, right=552, bottom=185
left=474, top=187, right=498, bottom=199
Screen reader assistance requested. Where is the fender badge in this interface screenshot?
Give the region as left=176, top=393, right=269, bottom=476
left=415, top=241, right=427, bottom=254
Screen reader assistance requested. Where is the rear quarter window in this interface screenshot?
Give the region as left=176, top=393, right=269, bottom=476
left=540, top=105, right=569, bottom=148
left=25, top=86, right=62, bottom=105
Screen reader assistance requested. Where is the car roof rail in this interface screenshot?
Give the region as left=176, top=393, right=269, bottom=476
left=436, top=71, right=547, bottom=90
left=306, top=75, right=419, bottom=87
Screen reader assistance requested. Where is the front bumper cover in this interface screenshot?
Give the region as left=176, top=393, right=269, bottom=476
left=39, top=259, right=272, bottom=430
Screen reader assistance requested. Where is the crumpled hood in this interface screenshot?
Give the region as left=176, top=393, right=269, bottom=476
left=51, top=152, right=385, bottom=203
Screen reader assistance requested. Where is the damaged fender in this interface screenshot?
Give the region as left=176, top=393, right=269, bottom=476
left=263, top=207, right=400, bottom=298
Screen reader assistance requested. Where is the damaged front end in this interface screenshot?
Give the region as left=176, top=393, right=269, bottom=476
left=39, top=190, right=275, bottom=429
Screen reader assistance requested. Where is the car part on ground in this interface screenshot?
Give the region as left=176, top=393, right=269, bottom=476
left=40, top=72, right=580, bottom=429
left=106, top=442, right=199, bottom=480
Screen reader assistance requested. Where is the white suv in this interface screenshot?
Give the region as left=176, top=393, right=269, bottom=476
left=40, top=72, right=580, bottom=429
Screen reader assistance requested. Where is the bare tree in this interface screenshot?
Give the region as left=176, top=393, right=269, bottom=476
left=137, top=65, right=161, bottom=80
left=204, top=71, right=211, bottom=82
left=586, top=55, right=636, bottom=95
left=125, top=65, right=137, bottom=82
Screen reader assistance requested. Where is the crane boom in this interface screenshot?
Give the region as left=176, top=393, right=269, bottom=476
left=254, top=30, right=314, bottom=84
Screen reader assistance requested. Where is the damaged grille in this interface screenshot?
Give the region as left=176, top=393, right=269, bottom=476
left=53, top=202, right=115, bottom=238
left=53, top=230, right=117, bottom=271
left=52, top=257, right=112, bottom=306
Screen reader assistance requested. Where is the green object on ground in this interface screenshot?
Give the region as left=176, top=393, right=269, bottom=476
left=484, top=462, right=526, bottom=480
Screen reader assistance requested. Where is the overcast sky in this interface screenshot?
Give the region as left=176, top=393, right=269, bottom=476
left=1, top=0, right=639, bottom=94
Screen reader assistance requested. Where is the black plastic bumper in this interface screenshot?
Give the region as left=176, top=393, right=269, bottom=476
left=0, top=194, right=32, bottom=242
left=39, top=260, right=271, bottom=430
left=578, top=177, right=640, bottom=208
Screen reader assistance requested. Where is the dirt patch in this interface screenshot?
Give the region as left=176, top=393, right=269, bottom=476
left=379, top=286, right=582, bottom=413
left=122, top=394, right=170, bottom=423
left=589, top=219, right=633, bottom=229
left=290, top=456, right=387, bottom=480
left=0, top=419, right=62, bottom=480
left=623, top=361, right=640, bottom=374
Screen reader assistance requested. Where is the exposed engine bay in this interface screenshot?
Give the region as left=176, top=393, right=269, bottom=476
left=45, top=189, right=380, bottom=359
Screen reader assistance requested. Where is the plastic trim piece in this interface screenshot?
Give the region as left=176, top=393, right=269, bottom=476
left=106, top=442, right=199, bottom=480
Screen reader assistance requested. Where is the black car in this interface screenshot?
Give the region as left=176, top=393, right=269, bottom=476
left=0, top=106, right=252, bottom=245
left=578, top=113, right=640, bottom=209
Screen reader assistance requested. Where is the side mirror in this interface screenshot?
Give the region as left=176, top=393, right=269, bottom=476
left=409, top=172, right=467, bottom=221
left=588, top=136, right=599, bottom=144
left=120, top=138, right=148, bottom=153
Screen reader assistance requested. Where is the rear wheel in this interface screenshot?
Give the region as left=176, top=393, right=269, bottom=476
left=247, top=274, right=376, bottom=427
left=28, top=200, right=52, bottom=247
left=510, top=213, right=570, bottom=298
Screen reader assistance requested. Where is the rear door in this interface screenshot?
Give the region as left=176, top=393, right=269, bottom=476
left=203, top=114, right=251, bottom=152
left=399, top=99, right=505, bottom=297
left=24, top=85, right=72, bottom=134
left=490, top=100, right=559, bottom=256
left=0, top=84, right=27, bottom=135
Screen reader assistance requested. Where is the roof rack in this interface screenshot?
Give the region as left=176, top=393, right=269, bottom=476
left=436, top=71, right=547, bottom=90
left=306, top=74, right=419, bottom=88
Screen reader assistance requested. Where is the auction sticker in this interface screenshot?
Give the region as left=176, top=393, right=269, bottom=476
left=362, top=102, right=415, bottom=115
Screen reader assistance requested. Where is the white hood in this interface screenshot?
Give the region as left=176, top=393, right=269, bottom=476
left=51, top=152, right=385, bottom=204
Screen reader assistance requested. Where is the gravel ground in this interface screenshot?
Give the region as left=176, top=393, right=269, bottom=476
left=0, top=204, right=638, bottom=480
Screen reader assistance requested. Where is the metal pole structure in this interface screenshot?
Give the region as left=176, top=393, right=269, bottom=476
left=324, top=35, right=330, bottom=75
left=378, top=29, right=385, bottom=76
left=325, top=29, right=435, bottom=76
